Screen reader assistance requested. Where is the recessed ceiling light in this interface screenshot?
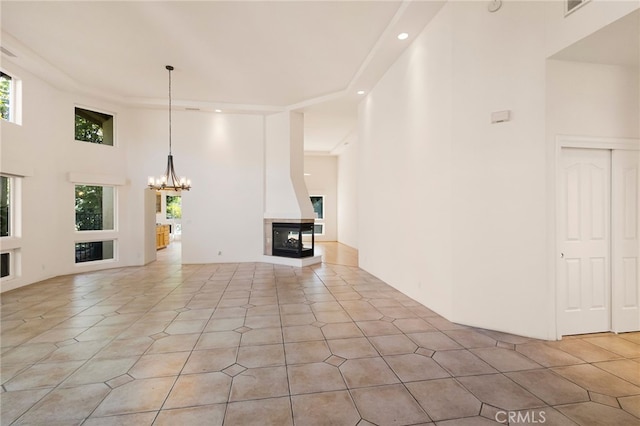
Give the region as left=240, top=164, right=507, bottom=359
left=397, top=32, right=409, bottom=40
left=357, top=90, right=365, bottom=95
left=215, top=109, right=222, bottom=113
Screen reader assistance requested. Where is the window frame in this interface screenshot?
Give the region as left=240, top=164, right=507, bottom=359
left=1, top=175, right=13, bottom=238
left=74, top=184, right=117, bottom=265
left=0, top=69, right=21, bottom=125
left=74, top=105, right=116, bottom=147
left=75, top=184, right=117, bottom=232
left=1, top=251, right=12, bottom=279
left=310, top=195, right=325, bottom=236
left=74, top=240, right=116, bottom=265
left=0, top=174, right=22, bottom=282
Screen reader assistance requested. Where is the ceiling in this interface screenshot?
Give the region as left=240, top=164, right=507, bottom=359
left=4, top=2, right=637, bottom=154
left=0, top=0, right=445, bottom=154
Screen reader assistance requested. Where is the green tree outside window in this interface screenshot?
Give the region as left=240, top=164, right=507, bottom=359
left=166, top=195, right=182, bottom=219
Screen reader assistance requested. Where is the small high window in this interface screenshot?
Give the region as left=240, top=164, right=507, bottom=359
left=75, top=107, right=114, bottom=146
left=0, top=71, right=15, bottom=122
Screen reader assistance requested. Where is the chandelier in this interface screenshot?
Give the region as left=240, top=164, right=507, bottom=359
left=148, top=65, right=191, bottom=191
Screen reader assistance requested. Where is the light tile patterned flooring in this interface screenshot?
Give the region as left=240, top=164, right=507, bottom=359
left=1, top=243, right=639, bottom=425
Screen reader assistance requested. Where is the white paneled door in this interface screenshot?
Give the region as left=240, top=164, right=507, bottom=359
left=612, top=150, right=640, bottom=332
left=558, top=148, right=611, bottom=335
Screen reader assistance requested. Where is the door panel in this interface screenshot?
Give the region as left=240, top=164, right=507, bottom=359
left=558, top=148, right=611, bottom=335
left=612, top=150, right=640, bottom=332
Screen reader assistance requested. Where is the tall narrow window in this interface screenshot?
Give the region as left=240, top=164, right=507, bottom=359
left=75, top=185, right=115, bottom=231
left=1, top=175, right=11, bottom=237
left=1, top=175, right=18, bottom=280
left=75, top=107, right=114, bottom=146
left=0, top=72, right=13, bottom=122
left=310, top=195, right=325, bottom=235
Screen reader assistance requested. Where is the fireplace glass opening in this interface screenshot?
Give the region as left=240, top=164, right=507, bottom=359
left=272, top=222, right=314, bottom=258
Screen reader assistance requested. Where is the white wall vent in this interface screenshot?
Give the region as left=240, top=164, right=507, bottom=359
left=566, top=0, right=590, bottom=16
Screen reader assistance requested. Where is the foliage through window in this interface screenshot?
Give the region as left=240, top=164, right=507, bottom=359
left=0, top=252, right=9, bottom=278
left=0, top=72, right=13, bottom=121
left=310, top=196, right=324, bottom=220
left=310, top=195, right=324, bottom=235
left=75, top=240, right=114, bottom=263
left=75, top=107, right=114, bottom=146
left=166, top=195, right=182, bottom=219
left=1, top=176, right=10, bottom=237
left=75, top=185, right=115, bottom=231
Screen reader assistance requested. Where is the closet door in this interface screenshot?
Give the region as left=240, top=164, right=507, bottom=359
left=612, top=150, right=640, bottom=332
left=558, top=148, right=611, bottom=335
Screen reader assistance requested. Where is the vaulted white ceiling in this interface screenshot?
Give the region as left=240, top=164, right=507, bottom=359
left=1, top=0, right=445, bottom=153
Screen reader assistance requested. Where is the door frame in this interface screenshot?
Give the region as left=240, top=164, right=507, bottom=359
left=553, top=135, right=640, bottom=339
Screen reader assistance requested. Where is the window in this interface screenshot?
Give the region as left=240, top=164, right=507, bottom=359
left=1, top=175, right=10, bottom=237
left=75, top=241, right=115, bottom=263
left=310, top=195, right=324, bottom=235
left=1, top=252, right=10, bottom=278
left=1, top=175, right=20, bottom=281
left=1, top=70, right=21, bottom=124
left=75, top=107, right=114, bottom=146
left=75, top=185, right=115, bottom=231
left=0, top=72, right=13, bottom=121
left=166, top=195, right=182, bottom=219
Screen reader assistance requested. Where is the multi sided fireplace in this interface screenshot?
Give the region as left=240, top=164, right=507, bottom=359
left=272, top=222, right=314, bottom=258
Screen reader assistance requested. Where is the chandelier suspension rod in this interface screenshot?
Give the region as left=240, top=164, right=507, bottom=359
left=167, top=65, right=173, bottom=156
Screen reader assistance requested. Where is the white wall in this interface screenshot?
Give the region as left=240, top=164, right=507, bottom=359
left=356, top=0, right=638, bottom=339
left=358, top=3, right=455, bottom=320
left=304, top=155, right=337, bottom=241
left=1, top=62, right=134, bottom=292
left=126, top=108, right=267, bottom=264
left=358, top=1, right=549, bottom=338
left=545, top=0, right=639, bottom=58
left=337, top=137, right=358, bottom=249
left=547, top=60, right=640, bottom=139
left=449, top=1, right=548, bottom=337
left=0, top=61, right=295, bottom=290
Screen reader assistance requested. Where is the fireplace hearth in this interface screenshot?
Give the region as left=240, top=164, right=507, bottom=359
left=272, top=222, right=314, bottom=258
